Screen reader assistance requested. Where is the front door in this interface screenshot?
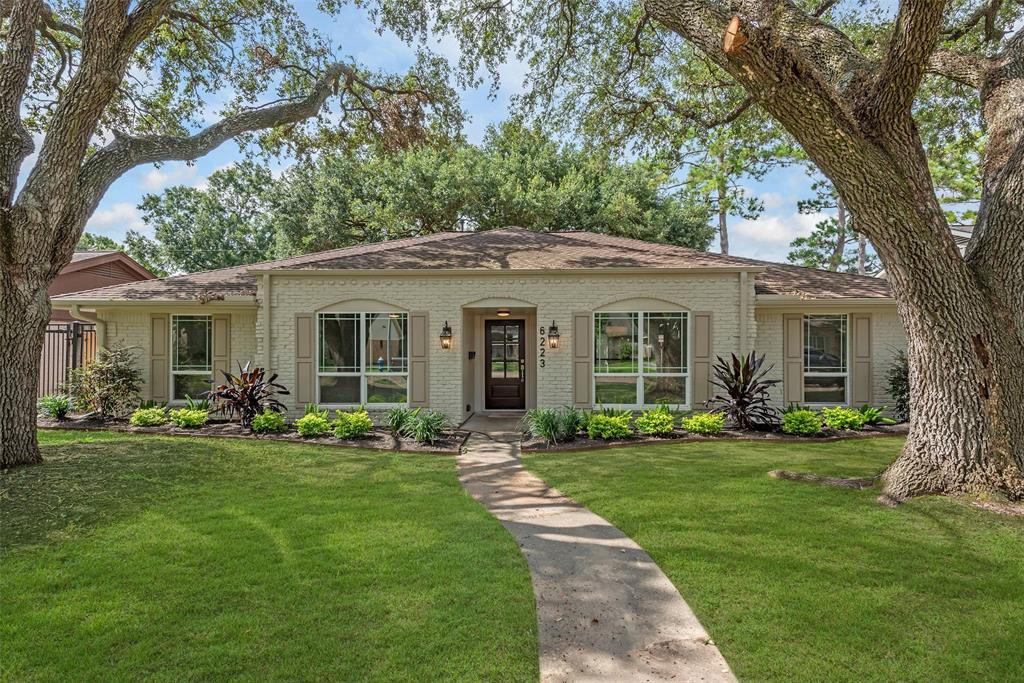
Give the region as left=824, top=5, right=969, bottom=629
left=485, top=320, right=526, bottom=410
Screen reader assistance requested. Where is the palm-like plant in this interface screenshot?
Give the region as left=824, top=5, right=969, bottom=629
left=206, top=362, right=289, bottom=429
left=706, top=351, right=780, bottom=430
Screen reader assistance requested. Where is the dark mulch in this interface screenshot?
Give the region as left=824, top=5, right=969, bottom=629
left=521, top=422, right=909, bottom=452
left=37, top=415, right=469, bottom=454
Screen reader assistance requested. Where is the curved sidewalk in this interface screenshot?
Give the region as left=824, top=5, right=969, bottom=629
left=458, top=416, right=736, bottom=683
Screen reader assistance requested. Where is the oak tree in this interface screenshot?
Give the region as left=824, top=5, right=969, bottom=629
left=0, top=0, right=458, bottom=466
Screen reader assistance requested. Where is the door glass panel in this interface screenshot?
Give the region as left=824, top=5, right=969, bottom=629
left=491, top=343, right=504, bottom=360
left=490, top=360, right=505, bottom=378
left=491, top=325, right=506, bottom=342
left=506, top=344, right=519, bottom=360
left=505, top=361, right=520, bottom=378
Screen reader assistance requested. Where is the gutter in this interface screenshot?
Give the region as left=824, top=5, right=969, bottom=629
left=70, top=305, right=106, bottom=350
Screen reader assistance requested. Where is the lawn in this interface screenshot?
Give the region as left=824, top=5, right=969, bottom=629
left=1, top=431, right=538, bottom=683
left=522, top=437, right=1024, bottom=682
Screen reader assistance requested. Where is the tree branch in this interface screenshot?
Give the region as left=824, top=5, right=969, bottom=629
left=926, top=49, right=989, bottom=87
left=0, top=0, right=40, bottom=209
left=867, top=0, right=949, bottom=125
left=942, top=0, right=1006, bottom=43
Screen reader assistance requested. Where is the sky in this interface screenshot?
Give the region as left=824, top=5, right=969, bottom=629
left=70, top=3, right=830, bottom=264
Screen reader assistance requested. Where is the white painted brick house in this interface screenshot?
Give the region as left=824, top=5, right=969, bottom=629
left=52, top=227, right=906, bottom=422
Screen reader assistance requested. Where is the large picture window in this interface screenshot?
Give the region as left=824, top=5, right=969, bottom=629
left=803, top=314, right=848, bottom=404
left=171, top=315, right=212, bottom=400
left=318, top=312, right=408, bottom=406
left=593, top=311, right=688, bottom=407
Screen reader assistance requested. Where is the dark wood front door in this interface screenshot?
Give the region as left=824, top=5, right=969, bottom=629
left=485, top=320, right=526, bottom=410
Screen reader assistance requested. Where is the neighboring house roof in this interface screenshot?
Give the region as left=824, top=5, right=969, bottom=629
left=52, top=226, right=892, bottom=304
left=61, top=251, right=156, bottom=280
left=950, top=224, right=973, bottom=251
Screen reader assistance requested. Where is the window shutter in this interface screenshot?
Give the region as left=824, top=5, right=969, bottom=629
left=295, top=313, right=314, bottom=406
left=783, top=314, right=803, bottom=404
left=851, top=313, right=872, bottom=405
left=409, top=311, right=429, bottom=407
left=150, top=313, right=169, bottom=402
left=572, top=311, right=592, bottom=408
left=692, top=312, right=713, bottom=406
left=212, top=314, right=231, bottom=382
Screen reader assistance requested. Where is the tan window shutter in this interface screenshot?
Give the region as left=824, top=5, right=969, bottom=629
left=150, top=313, right=169, bottom=402
left=409, top=311, right=429, bottom=407
left=572, top=311, right=592, bottom=408
left=295, top=313, right=314, bottom=406
left=783, top=314, right=803, bottom=404
left=692, top=312, right=713, bottom=406
left=851, top=313, right=872, bottom=405
left=212, top=314, right=231, bottom=381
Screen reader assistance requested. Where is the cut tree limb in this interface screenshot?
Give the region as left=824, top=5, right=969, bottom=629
left=768, top=470, right=878, bottom=489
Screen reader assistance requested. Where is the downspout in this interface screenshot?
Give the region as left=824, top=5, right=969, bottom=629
left=70, top=305, right=106, bottom=350
left=263, top=272, right=272, bottom=371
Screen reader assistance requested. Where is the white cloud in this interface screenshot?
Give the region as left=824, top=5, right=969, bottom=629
left=759, top=191, right=786, bottom=210
left=728, top=210, right=829, bottom=262
left=142, top=163, right=198, bottom=191
left=85, top=202, right=146, bottom=236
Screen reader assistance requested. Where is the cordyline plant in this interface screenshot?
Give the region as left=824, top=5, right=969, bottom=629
left=706, top=351, right=780, bottom=430
left=206, top=363, right=289, bottom=429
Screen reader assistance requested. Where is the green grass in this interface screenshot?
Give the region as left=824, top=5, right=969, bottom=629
left=522, top=437, right=1024, bottom=682
left=2, top=431, right=537, bottom=683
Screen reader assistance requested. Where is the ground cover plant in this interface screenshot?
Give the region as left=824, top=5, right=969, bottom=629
left=681, top=412, right=725, bottom=435
left=251, top=409, right=288, bottom=434
left=522, top=438, right=1024, bottom=682
left=129, top=407, right=167, bottom=427
left=333, top=409, right=374, bottom=439
left=168, top=408, right=209, bottom=428
left=822, top=406, right=867, bottom=431
left=1, top=431, right=537, bottom=681
left=586, top=413, right=632, bottom=440
left=37, top=394, right=71, bottom=420
left=634, top=406, right=675, bottom=436
left=782, top=410, right=823, bottom=436
left=399, top=410, right=448, bottom=445
left=295, top=412, right=331, bottom=438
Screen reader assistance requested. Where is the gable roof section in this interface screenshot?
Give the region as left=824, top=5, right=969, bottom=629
left=53, top=226, right=891, bottom=303
left=64, top=251, right=156, bottom=280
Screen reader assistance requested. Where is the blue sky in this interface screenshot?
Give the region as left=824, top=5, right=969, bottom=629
left=75, top=3, right=829, bottom=264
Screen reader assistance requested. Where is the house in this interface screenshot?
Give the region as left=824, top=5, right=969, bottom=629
left=51, top=227, right=906, bottom=421
left=50, top=251, right=156, bottom=322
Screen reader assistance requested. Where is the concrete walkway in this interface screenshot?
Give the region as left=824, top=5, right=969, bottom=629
left=458, top=415, right=736, bottom=683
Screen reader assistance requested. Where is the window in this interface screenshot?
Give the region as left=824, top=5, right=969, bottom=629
left=593, top=311, right=688, bottom=407
left=171, top=315, right=212, bottom=400
left=318, top=312, right=408, bottom=406
left=803, top=314, right=848, bottom=404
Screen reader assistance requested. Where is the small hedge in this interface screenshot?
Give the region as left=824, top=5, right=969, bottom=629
left=251, top=410, right=288, bottom=434
left=333, top=409, right=374, bottom=439
left=295, top=412, right=331, bottom=438
left=782, top=409, right=822, bottom=436
left=682, top=412, right=725, bottom=435
left=130, top=406, right=167, bottom=427
left=822, top=406, right=866, bottom=431
left=586, top=413, right=632, bottom=440
left=38, top=394, right=72, bottom=420
left=634, top=407, right=675, bottom=436
left=168, top=407, right=209, bottom=428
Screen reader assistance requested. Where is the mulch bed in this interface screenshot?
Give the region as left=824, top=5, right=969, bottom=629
left=521, top=423, right=909, bottom=452
left=38, top=415, right=469, bottom=454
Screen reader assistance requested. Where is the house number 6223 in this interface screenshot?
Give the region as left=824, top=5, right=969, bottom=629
left=538, top=326, right=547, bottom=368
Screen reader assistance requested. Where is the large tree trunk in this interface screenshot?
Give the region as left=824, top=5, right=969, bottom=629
left=0, top=261, right=50, bottom=467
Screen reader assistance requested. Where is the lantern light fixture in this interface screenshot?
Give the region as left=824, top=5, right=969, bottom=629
left=439, top=321, right=453, bottom=349
left=547, top=320, right=560, bottom=349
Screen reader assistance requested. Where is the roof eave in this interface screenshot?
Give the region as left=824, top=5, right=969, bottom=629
left=51, top=295, right=258, bottom=309
left=756, top=294, right=896, bottom=307
left=247, top=265, right=768, bottom=276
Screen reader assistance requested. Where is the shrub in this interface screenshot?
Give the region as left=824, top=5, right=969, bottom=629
left=168, top=407, right=209, bottom=428
left=886, top=350, right=910, bottom=421
left=706, top=351, right=780, bottom=429
left=635, top=406, right=675, bottom=435
left=63, top=344, right=142, bottom=417
left=37, top=394, right=72, bottom=420
left=783, top=402, right=809, bottom=414
left=586, top=413, right=632, bottom=440
left=333, top=409, right=374, bottom=439
left=295, top=412, right=331, bottom=438
left=385, top=407, right=420, bottom=435
left=782, top=410, right=823, bottom=436
left=251, top=410, right=288, bottom=434
left=682, top=412, right=725, bottom=435
left=399, top=410, right=448, bottom=445
left=208, top=362, right=289, bottom=428
left=857, top=404, right=886, bottom=426
left=184, top=395, right=211, bottom=412
left=822, top=406, right=866, bottom=431
left=522, top=408, right=564, bottom=444
left=560, top=407, right=588, bottom=437
left=597, top=406, right=632, bottom=419
left=130, top=406, right=167, bottom=427
left=304, top=403, right=327, bottom=417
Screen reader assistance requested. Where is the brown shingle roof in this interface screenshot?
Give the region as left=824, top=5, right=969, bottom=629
left=53, top=226, right=891, bottom=303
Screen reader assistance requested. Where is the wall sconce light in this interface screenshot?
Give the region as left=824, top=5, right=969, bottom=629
left=439, top=321, right=453, bottom=349
left=547, top=320, right=560, bottom=349
left=496, top=308, right=511, bottom=318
